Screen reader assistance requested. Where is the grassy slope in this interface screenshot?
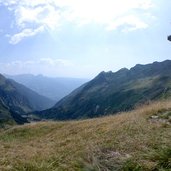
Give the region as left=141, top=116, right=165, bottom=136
left=0, top=101, right=171, bottom=170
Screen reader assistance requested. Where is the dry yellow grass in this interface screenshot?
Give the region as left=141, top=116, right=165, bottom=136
left=0, top=100, right=171, bottom=170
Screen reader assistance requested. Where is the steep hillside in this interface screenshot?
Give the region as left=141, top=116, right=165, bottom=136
left=6, top=74, right=89, bottom=101
left=0, top=99, right=15, bottom=126
left=0, top=99, right=28, bottom=126
left=36, top=60, right=171, bottom=120
left=9, top=79, right=55, bottom=111
left=1, top=100, right=171, bottom=170
left=0, top=74, right=54, bottom=116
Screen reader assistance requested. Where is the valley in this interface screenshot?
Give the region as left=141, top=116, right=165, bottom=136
left=6, top=74, right=89, bottom=102
left=1, top=60, right=171, bottom=170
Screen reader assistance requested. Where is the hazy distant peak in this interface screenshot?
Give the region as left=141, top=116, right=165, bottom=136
left=6, top=74, right=88, bottom=101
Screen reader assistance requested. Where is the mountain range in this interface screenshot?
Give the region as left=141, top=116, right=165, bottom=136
left=1, top=60, right=171, bottom=123
left=35, top=60, right=171, bottom=120
left=6, top=74, right=89, bottom=101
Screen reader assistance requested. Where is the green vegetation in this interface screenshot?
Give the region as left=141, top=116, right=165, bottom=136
left=1, top=100, right=171, bottom=170
left=37, top=60, right=171, bottom=120
left=0, top=73, right=56, bottom=125
left=0, top=73, right=54, bottom=115
left=0, top=100, right=16, bottom=127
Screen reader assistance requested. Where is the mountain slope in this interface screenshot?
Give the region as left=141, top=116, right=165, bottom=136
left=0, top=98, right=15, bottom=125
left=0, top=98, right=28, bottom=126
left=1, top=100, right=171, bottom=170
left=6, top=74, right=89, bottom=101
left=0, top=74, right=54, bottom=113
left=36, top=60, right=171, bottom=120
left=9, top=79, right=55, bottom=111
left=0, top=74, right=54, bottom=125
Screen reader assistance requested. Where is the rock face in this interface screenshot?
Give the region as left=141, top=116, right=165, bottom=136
left=36, top=60, right=171, bottom=120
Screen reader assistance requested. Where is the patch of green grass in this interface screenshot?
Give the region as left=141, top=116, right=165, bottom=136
left=150, top=147, right=171, bottom=170
left=122, top=160, right=144, bottom=171
left=122, top=147, right=171, bottom=171
left=0, top=122, right=65, bottom=143
left=127, top=77, right=157, bottom=90
left=159, top=111, right=171, bottom=119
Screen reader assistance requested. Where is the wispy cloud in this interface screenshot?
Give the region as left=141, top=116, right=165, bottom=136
left=1, top=58, right=74, bottom=67
left=0, top=58, right=102, bottom=78
left=0, top=58, right=75, bottom=77
left=106, top=15, right=149, bottom=32
left=9, top=26, right=44, bottom=44
left=0, top=0, right=154, bottom=44
left=39, top=58, right=74, bottom=67
left=62, top=0, right=153, bottom=26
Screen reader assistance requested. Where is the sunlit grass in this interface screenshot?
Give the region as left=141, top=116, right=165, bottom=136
left=0, top=100, right=171, bottom=170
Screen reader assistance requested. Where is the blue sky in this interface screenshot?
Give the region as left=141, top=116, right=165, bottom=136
left=0, top=0, right=171, bottom=78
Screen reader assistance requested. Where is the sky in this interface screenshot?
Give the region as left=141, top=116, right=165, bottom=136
left=0, top=0, right=171, bottom=78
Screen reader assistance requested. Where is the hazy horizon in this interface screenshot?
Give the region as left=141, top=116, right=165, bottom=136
left=3, top=59, right=171, bottom=79
left=5, top=73, right=92, bottom=80
left=0, top=0, right=171, bottom=78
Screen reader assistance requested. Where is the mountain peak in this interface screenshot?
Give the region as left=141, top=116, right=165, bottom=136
left=35, top=60, right=171, bottom=120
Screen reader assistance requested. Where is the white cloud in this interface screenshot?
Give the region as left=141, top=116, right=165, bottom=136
left=14, top=4, right=61, bottom=30
left=9, top=26, right=44, bottom=44
left=15, top=6, right=44, bottom=28
left=40, top=58, right=74, bottom=66
left=61, top=0, right=153, bottom=25
left=1, top=0, right=154, bottom=43
left=106, top=15, right=149, bottom=32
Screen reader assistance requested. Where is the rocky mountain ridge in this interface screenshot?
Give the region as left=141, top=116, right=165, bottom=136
left=35, top=60, right=171, bottom=120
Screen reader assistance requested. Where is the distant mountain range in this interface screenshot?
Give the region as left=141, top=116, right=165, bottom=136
left=0, top=74, right=54, bottom=125
left=6, top=74, right=89, bottom=101
left=35, top=60, right=171, bottom=120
